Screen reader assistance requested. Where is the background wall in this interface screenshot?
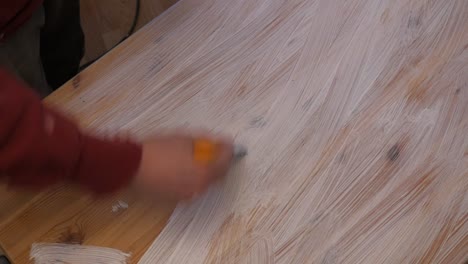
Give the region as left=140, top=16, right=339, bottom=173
left=80, top=0, right=178, bottom=64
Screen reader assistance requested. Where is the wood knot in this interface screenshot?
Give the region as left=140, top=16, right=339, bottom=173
left=72, top=75, right=81, bottom=89
left=249, top=116, right=267, bottom=128
left=337, top=152, right=346, bottom=163
left=380, top=8, right=390, bottom=24
left=387, top=144, right=400, bottom=161
left=154, top=35, right=164, bottom=44
left=407, top=10, right=422, bottom=29
left=59, top=227, right=85, bottom=244
left=237, top=85, right=248, bottom=96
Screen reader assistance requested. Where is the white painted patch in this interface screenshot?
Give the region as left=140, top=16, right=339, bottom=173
left=118, top=200, right=129, bottom=209
left=112, top=200, right=129, bottom=213
left=30, top=243, right=130, bottom=264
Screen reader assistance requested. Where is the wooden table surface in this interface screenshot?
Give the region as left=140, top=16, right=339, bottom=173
left=1, top=0, right=468, bottom=263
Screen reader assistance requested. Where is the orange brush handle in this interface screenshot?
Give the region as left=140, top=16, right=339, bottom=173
left=193, top=139, right=219, bottom=164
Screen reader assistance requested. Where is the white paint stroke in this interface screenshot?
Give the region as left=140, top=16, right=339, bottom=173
left=30, top=243, right=130, bottom=264
left=131, top=0, right=468, bottom=263
left=112, top=200, right=129, bottom=213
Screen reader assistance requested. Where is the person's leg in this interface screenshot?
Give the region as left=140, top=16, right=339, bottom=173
left=40, top=0, right=84, bottom=90
left=0, top=7, right=51, bottom=97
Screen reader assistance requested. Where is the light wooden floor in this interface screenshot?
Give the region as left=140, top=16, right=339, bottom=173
left=80, top=0, right=178, bottom=64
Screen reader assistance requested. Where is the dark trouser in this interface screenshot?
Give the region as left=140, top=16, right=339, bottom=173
left=0, top=0, right=84, bottom=97
left=41, top=0, right=84, bottom=90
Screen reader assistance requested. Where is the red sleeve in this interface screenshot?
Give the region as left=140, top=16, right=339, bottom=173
left=0, top=68, right=142, bottom=193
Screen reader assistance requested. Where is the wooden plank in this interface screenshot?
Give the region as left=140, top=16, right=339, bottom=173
left=1, top=0, right=467, bottom=263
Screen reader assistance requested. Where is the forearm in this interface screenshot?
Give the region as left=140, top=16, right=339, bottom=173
left=0, top=68, right=141, bottom=193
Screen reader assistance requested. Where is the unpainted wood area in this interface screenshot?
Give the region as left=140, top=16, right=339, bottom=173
left=0, top=0, right=467, bottom=263
left=80, top=0, right=178, bottom=64
left=0, top=185, right=175, bottom=264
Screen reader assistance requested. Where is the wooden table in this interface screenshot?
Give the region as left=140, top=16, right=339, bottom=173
left=1, top=0, right=468, bottom=263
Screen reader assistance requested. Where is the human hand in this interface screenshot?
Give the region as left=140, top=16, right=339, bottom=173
left=132, top=132, right=234, bottom=200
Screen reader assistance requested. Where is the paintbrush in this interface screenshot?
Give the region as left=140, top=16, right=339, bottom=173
left=193, top=139, right=247, bottom=164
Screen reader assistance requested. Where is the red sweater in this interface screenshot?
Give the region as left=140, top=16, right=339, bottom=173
left=1, top=1, right=142, bottom=193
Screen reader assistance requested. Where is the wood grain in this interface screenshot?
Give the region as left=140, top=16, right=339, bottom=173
left=1, top=0, right=467, bottom=263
